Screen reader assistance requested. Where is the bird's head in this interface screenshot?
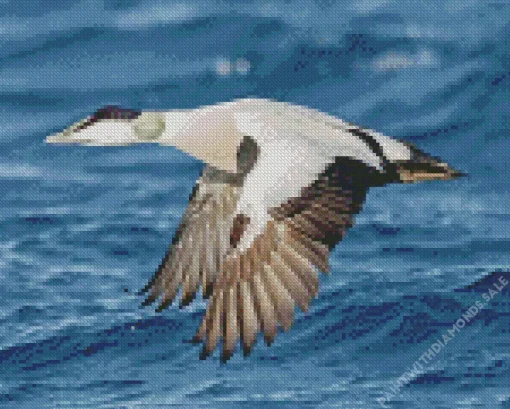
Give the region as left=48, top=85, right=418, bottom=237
left=46, top=104, right=243, bottom=174
left=46, top=106, right=165, bottom=146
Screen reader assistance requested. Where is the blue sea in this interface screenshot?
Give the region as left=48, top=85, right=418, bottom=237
left=1, top=1, right=509, bottom=407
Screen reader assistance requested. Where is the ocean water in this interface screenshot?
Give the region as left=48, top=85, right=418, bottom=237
left=1, top=1, right=510, bottom=408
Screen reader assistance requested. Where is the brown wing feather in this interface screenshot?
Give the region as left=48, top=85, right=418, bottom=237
left=141, top=136, right=259, bottom=311
left=140, top=166, right=243, bottom=310
left=194, top=158, right=373, bottom=361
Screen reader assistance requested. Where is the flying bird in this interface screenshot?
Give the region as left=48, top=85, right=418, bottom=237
left=46, top=98, right=465, bottom=362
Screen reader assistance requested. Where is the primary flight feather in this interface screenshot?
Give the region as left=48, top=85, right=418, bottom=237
left=47, top=98, right=464, bottom=362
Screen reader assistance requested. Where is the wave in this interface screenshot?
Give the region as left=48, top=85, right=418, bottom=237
left=0, top=272, right=508, bottom=406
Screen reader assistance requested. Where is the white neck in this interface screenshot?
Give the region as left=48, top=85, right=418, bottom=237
left=160, top=110, right=193, bottom=142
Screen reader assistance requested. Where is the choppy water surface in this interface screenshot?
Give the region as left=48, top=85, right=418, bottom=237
left=0, top=1, right=509, bottom=407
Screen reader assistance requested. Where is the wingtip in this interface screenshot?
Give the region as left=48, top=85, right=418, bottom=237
left=189, top=335, right=203, bottom=344
left=264, top=334, right=276, bottom=347
left=242, top=342, right=255, bottom=358
left=221, top=342, right=237, bottom=363
left=199, top=346, right=213, bottom=361
left=140, top=294, right=157, bottom=308
left=155, top=299, right=173, bottom=313
left=221, top=350, right=233, bottom=364
left=179, top=292, right=197, bottom=309
left=138, top=278, right=156, bottom=295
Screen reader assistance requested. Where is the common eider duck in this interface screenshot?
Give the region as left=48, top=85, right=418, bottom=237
left=47, top=98, right=465, bottom=361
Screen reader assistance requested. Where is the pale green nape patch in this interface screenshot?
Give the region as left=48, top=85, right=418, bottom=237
left=133, top=112, right=166, bottom=141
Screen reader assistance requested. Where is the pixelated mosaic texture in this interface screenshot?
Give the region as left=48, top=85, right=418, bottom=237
left=1, top=1, right=509, bottom=408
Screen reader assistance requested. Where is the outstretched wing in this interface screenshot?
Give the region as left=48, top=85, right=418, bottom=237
left=140, top=135, right=259, bottom=310
left=140, top=166, right=243, bottom=310
left=193, top=158, right=373, bottom=362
